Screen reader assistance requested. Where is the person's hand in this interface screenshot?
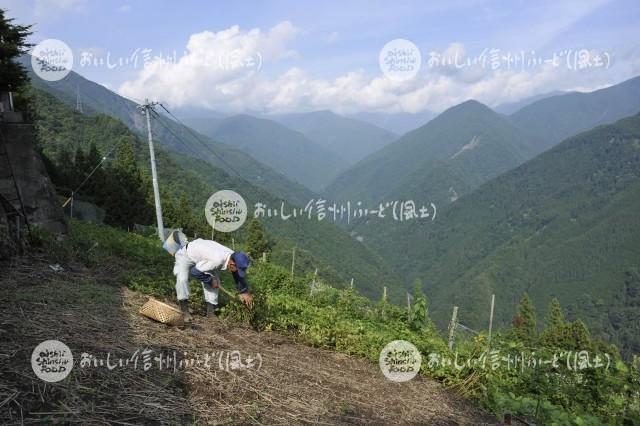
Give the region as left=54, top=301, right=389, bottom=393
left=239, top=292, right=253, bottom=308
left=211, top=279, right=220, bottom=289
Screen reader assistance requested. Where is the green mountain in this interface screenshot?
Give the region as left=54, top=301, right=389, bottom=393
left=325, top=100, right=535, bottom=206
left=510, top=75, right=640, bottom=154
left=348, top=110, right=436, bottom=134
left=181, top=116, right=225, bottom=138
left=494, top=91, right=567, bottom=115
left=29, top=87, right=405, bottom=303
left=22, top=56, right=314, bottom=206
left=387, top=113, right=640, bottom=355
left=185, top=114, right=346, bottom=191
left=274, top=110, right=398, bottom=165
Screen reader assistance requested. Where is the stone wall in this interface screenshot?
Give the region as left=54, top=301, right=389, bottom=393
left=0, top=116, right=68, bottom=235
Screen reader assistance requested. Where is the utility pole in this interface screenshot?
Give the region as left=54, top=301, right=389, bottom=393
left=138, top=100, right=164, bottom=241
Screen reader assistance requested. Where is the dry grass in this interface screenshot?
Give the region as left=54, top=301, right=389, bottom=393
left=0, top=253, right=497, bottom=425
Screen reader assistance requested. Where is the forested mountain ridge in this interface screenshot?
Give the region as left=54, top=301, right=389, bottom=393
left=273, top=110, right=398, bottom=165
left=325, top=100, right=534, bottom=206
left=510, top=75, right=640, bottom=154
left=22, top=56, right=316, bottom=206
left=185, top=113, right=346, bottom=191
left=383, top=113, right=640, bottom=356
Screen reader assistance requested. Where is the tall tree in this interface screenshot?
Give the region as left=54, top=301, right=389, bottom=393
left=103, top=136, right=153, bottom=228
left=512, top=293, right=537, bottom=345
left=567, top=320, right=592, bottom=350
left=0, top=9, right=32, bottom=91
left=541, top=298, right=567, bottom=347
left=245, top=218, right=270, bottom=257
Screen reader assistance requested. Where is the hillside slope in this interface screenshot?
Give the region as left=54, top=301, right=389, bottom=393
left=30, top=88, right=405, bottom=302
left=326, top=100, right=534, bottom=206
left=23, top=56, right=315, bottom=206
left=274, top=110, right=398, bottom=165
left=188, top=114, right=346, bottom=191
left=0, top=253, right=494, bottom=424
left=510, top=75, right=640, bottom=154
left=347, top=110, right=436, bottom=135
left=391, top=114, right=640, bottom=355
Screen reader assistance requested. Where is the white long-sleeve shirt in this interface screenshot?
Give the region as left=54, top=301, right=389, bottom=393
left=185, top=239, right=233, bottom=272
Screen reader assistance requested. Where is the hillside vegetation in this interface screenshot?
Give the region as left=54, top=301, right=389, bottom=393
left=376, top=113, right=640, bottom=357
left=20, top=220, right=640, bottom=424
left=29, top=87, right=405, bottom=302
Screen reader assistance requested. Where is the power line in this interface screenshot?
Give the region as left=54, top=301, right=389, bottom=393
left=157, top=103, right=245, bottom=179
left=61, top=143, right=118, bottom=213
left=47, top=78, right=247, bottom=183
left=149, top=109, right=202, bottom=159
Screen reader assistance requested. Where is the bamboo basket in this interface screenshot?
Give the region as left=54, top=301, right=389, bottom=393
left=139, top=297, right=185, bottom=326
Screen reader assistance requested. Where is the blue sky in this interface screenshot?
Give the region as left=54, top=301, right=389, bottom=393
left=3, top=0, right=640, bottom=113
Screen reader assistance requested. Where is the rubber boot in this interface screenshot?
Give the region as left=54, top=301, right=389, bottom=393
left=206, top=302, right=218, bottom=317
left=179, top=299, right=192, bottom=323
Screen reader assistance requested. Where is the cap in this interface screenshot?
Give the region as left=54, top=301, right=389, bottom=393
left=231, top=251, right=250, bottom=277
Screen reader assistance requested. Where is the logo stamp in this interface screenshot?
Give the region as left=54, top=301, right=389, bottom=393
left=31, top=340, right=74, bottom=382
left=379, top=340, right=422, bottom=382
left=31, top=39, right=74, bottom=81
left=379, top=39, right=421, bottom=81
left=205, top=190, right=248, bottom=232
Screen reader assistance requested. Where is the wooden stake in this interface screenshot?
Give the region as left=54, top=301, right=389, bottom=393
left=488, top=294, right=495, bottom=343
left=310, top=268, right=318, bottom=295
left=448, top=306, right=459, bottom=350
left=290, top=247, right=296, bottom=278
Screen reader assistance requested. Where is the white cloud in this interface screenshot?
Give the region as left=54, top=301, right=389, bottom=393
left=118, top=23, right=640, bottom=115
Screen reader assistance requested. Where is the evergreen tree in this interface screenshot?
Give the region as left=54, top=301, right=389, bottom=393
left=73, top=146, right=88, bottom=191
left=103, top=136, right=153, bottom=228
left=541, top=298, right=567, bottom=347
left=245, top=217, right=270, bottom=257
left=0, top=9, right=32, bottom=91
left=53, top=146, right=74, bottom=189
left=512, top=293, right=537, bottom=345
left=567, top=320, right=592, bottom=350
left=84, top=143, right=107, bottom=200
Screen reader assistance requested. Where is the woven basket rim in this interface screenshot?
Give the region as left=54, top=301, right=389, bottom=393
left=146, top=297, right=182, bottom=314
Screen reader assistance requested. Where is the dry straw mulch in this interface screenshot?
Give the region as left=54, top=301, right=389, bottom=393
left=0, top=254, right=497, bottom=425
